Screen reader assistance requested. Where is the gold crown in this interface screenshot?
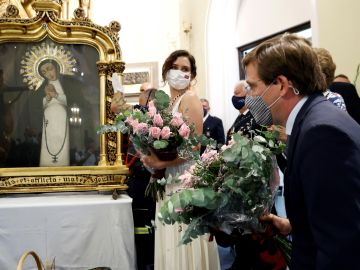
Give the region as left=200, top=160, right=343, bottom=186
left=20, top=41, right=77, bottom=90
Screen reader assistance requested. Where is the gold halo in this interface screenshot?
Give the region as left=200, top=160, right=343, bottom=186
left=20, top=41, right=77, bottom=91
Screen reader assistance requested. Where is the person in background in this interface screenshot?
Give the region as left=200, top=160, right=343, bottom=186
left=244, top=33, right=360, bottom=270
left=314, top=47, right=346, bottom=111
left=136, top=87, right=157, bottom=112
left=139, top=82, right=153, bottom=93
left=226, top=80, right=260, bottom=143
left=110, top=86, right=158, bottom=270
left=201, top=98, right=225, bottom=151
left=141, top=49, right=220, bottom=270
left=128, top=88, right=157, bottom=270
left=329, top=80, right=360, bottom=125
left=333, top=73, right=351, bottom=83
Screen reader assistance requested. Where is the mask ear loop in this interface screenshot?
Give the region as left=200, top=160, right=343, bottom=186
left=291, top=86, right=300, bottom=95
left=145, top=89, right=153, bottom=106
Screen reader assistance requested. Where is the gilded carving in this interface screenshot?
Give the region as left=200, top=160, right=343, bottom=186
left=73, top=7, right=90, bottom=22
left=3, top=4, right=19, bottom=18
left=109, top=21, right=121, bottom=33
left=0, top=0, right=128, bottom=194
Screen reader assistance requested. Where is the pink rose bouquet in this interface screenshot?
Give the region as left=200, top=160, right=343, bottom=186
left=100, top=90, right=202, bottom=201
left=158, top=131, right=287, bottom=245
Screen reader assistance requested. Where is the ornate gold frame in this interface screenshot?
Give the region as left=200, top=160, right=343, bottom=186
left=0, top=0, right=128, bottom=194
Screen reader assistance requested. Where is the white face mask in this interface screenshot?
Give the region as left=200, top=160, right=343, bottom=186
left=166, top=69, right=191, bottom=90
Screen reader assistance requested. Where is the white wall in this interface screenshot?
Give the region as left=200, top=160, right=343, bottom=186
left=236, top=0, right=311, bottom=46
left=82, top=0, right=210, bottom=98
left=67, top=0, right=359, bottom=131
left=88, top=0, right=182, bottom=89
left=313, top=0, right=360, bottom=88
left=206, top=0, right=311, bottom=132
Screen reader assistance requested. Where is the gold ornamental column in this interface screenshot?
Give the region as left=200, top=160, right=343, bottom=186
left=97, top=61, right=109, bottom=166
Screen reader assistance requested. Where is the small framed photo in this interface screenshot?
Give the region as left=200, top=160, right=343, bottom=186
left=123, top=62, right=159, bottom=97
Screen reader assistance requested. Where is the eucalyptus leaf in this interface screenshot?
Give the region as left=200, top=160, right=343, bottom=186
left=153, top=140, right=169, bottom=149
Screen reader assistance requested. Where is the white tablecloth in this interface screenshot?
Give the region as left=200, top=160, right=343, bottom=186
left=0, top=192, right=135, bottom=270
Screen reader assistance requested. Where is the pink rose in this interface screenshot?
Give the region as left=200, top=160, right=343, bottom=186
left=125, top=116, right=135, bottom=125
left=220, top=144, right=232, bottom=151
left=178, top=123, right=190, bottom=139
left=133, top=122, right=149, bottom=135
left=147, top=100, right=157, bottom=117
left=129, top=119, right=140, bottom=133
left=160, top=126, right=171, bottom=139
left=149, top=126, right=161, bottom=140
left=170, top=118, right=183, bottom=128
left=153, top=113, right=164, bottom=127
left=201, top=149, right=219, bottom=164
left=179, top=171, right=194, bottom=188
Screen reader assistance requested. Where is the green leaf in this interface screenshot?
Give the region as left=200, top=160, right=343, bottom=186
left=168, top=201, right=174, bottom=214
left=154, top=90, right=170, bottom=110
left=222, top=148, right=237, bottom=162
left=252, top=144, right=264, bottom=153
left=153, top=140, right=169, bottom=149
left=241, top=147, right=249, bottom=159
left=253, top=135, right=266, bottom=143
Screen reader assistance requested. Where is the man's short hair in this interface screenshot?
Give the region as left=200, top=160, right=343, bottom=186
left=243, top=33, right=326, bottom=95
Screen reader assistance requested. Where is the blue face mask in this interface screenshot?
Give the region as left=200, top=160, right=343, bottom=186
left=232, top=96, right=245, bottom=110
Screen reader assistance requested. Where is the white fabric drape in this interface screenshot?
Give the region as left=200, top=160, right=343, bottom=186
left=0, top=193, right=136, bottom=270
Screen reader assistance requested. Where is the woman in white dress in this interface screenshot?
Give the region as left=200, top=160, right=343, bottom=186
left=142, top=50, right=220, bottom=270
left=38, top=60, right=70, bottom=166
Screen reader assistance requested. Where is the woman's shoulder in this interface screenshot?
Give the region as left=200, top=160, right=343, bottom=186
left=182, top=90, right=200, bottom=103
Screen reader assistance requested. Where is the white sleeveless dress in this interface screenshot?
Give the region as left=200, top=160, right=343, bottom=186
left=40, top=80, right=70, bottom=166
left=154, top=94, right=220, bottom=270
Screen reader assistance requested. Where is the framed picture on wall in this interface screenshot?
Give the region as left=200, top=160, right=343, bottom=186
left=0, top=1, right=129, bottom=194
left=237, top=21, right=312, bottom=79
left=0, top=39, right=100, bottom=168
left=123, top=61, right=159, bottom=97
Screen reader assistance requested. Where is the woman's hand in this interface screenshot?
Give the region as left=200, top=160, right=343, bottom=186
left=260, top=213, right=292, bottom=236
left=140, top=150, right=166, bottom=170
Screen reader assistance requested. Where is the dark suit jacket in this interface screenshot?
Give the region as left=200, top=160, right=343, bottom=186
left=285, top=93, right=360, bottom=270
left=203, top=114, right=225, bottom=145
left=226, top=110, right=261, bottom=143
left=329, top=82, right=360, bottom=125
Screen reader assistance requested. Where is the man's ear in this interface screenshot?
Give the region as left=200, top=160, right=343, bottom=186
left=276, top=75, right=290, bottom=96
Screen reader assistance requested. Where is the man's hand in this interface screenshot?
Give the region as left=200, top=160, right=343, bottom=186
left=111, top=92, right=132, bottom=114
left=260, top=213, right=292, bottom=235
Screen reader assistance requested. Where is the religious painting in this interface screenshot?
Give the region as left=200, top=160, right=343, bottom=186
left=0, top=39, right=100, bottom=168
left=0, top=1, right=128, bottom=194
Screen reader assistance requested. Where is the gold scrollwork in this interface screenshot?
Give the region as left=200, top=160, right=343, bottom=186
left=0, top=1, right=128, bottom=194
left=3, top=4, right=20, bottom=18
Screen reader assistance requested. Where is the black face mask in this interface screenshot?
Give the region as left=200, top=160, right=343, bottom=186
left=203, top=108, right=208, bottom=117
left=232, top=96, right=245, bottom=110
left=134, top=89, right=154, bottom=113
left=133, top=104, right=148, bottom=113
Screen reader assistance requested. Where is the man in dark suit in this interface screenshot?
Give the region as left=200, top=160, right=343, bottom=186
left=201, top=98, right=225, bottom=149
left=329, top=81, right=360, bottom=125
left=243, top=34, right=360, bottom=270
left=226, top=81, right=260, bottom=144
